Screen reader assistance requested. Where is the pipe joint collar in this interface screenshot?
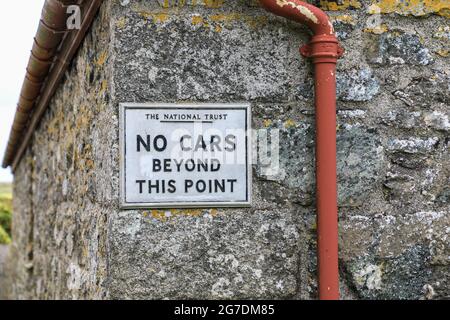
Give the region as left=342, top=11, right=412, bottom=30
left=300, top=35, right=344, bottom=63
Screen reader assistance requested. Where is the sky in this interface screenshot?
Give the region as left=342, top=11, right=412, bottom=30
left=0, top=0, right=45, bottom=182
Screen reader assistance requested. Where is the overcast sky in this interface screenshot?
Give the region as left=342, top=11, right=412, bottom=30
left=0, top=1, right=45, bottom=182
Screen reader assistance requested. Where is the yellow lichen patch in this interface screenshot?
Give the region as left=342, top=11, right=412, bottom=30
left=364, top=24, right=389, bottom=34
left=390, top=30, right=402, bottom=37
left=116, top=16, right=127, bottom=29
left=153, top=13, right=170, bottom=23
left=210, top=13, right=241, bottom=23
left=159, top=0, right=170, bottom=8
left=46, top=112, right=62, bottom=136
left=243, top=15, right=268, bottom=29
left=263, top=119, right=273, bottom=127
left=157, top=0, right=180, bottom=8
left=331, top=14, right=357, bottom=25
left=145, top=209, right=217, bottom=221
left=85, top=63, right=92, bottom=80
left=284, top=119, right=297, bottom=129
left=203, top=0, right=224, bottom=8
left=75, top=105, right=93, bottom=130
left=434, top=25, right=450, bottom=40
left=99, top=80, right=108, bottom=95
left=85, top=159, right=95, bottom=170
left=192, top=15, right=204, bottom=25
left=96, top=51, right=108, bottom=67
left=138, top=11, right=170, bottom=23
left=436, top=49, right=449, bottom=57
left=320, top=0, right=362, bottom=11
left=368, top=0, right=450, bottom=18
left=136, top=10, right=151, bottom=20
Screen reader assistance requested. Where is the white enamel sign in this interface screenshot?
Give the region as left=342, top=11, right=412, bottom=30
left=120, top=103, right=252, bottom=209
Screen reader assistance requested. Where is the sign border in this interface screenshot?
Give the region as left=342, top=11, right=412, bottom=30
left=119, top=102, right=252, bottom=209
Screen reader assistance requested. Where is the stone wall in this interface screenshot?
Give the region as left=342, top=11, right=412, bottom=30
left=2, top=1, right=113, bottom=299
left=3, top=0, right=449, bottom=299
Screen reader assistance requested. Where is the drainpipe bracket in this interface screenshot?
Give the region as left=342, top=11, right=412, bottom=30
left=337, top=45, right=345, bottom=58
left=299, top=43, right=345, bottom=60
left=299, top=44, right=312, bottom=58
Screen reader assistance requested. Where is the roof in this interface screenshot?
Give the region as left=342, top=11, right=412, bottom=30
left=2, top=0, right=102, bottom=170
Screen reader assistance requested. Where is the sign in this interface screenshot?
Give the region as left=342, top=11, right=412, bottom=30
left=120, top=103, right=252, bottom=209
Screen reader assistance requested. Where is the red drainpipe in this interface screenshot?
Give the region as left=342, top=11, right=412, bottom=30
left=259, top=0, right=343, bottom=300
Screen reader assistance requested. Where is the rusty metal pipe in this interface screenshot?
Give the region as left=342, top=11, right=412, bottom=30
left=259, top=0, right=342, bottom=300
left=3, top=0, right=341, bottom=300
